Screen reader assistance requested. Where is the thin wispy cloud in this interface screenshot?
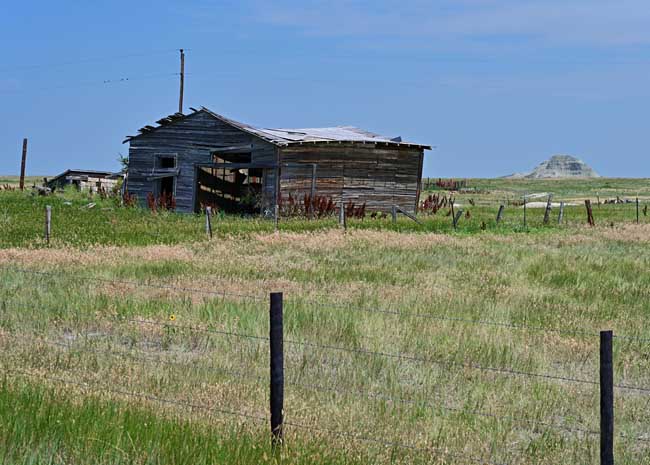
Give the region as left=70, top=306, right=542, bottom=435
left=255, top=0, right=650, bottom=47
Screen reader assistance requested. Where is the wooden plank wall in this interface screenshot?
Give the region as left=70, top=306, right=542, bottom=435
left=127, top=111, right=276, bottom=213
left=279, top=143, right=423, bottom=212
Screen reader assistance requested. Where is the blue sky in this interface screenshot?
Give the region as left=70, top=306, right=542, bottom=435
left=1, top=0, right=650, bottom=178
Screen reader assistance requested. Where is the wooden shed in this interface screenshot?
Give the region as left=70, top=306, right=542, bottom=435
left=46, top=169, right=121, bottom=192
left=124, top=107, right=430, bottom=214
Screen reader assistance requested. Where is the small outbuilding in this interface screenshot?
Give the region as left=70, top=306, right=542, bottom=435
left=46, top=169, right=121, bottom=192
left=124, top=107, right=430, bottom=214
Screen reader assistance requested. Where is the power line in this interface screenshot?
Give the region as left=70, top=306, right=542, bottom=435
left=0, top=49, right=182, bottom=74
left=0, top=72, right=180, bottom=96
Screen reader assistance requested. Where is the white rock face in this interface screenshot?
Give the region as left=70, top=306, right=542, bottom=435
left=525, top=155, right=599, bottom=179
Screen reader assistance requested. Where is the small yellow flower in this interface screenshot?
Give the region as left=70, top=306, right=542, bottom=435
left=169, top=314, right=176, bottom=321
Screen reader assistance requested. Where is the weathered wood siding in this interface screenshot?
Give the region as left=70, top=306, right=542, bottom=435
left=279, top=143, right=424, bottom=212
left=127, top=111, right=276, bottom=212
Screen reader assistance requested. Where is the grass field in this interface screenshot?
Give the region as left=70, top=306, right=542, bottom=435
left=1, top=178, right=649, bottom=464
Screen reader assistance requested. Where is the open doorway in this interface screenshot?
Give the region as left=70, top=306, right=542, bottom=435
left=158, top=176, right=175, bottom=196
left=195, top=152, right=264, bottom=214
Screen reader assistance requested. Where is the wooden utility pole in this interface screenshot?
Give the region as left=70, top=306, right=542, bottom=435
left=19, top=138, right=28, bottom=191
left=178, top=49, right=185, bottom=114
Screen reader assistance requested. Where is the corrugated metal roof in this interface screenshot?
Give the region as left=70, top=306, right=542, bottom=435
left=125, top=107, right=431, bottom=149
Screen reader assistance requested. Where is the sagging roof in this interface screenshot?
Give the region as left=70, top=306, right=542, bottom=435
left=124, top=107, right=431, bottom=150
left=48, top=169, right=119, bottom=182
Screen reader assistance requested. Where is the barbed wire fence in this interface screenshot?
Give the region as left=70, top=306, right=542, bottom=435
left=1, top=267, right=650, bottom=464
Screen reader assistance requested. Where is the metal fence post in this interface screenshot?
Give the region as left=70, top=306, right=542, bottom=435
left=45, top=205, right=52, bottom=244
left=270, top=292, right=284, bottom=446
left=274, top=204, right=279, bottom=233
left=205, top=206, right=213, bottom=239
left=600, top=330, right=614, bottom=465
left=636, top=197, right=639, bottom=224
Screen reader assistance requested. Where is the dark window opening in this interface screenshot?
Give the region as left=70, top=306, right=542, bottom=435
left=159, top=157, right=176, bottom=169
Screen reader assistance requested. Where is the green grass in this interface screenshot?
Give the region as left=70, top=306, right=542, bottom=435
left=1, top=178, right=650, bottom=464
left=0, top=379, right=365, bottom=465
left=1, top=178, right=649, bottom=249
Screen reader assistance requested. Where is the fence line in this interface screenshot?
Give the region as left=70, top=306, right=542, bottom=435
left=2, top=299, right=649, bottom=394
left=0, top=329, right=601, bottom=438
left=2, top=278, right=649, bottom=462
left=6, top=329, right=649, bottom=445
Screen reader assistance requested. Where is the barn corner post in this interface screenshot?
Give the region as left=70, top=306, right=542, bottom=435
left=269, top=292, right=284, bottom=447
left=600, top=330, right=614, bottom=465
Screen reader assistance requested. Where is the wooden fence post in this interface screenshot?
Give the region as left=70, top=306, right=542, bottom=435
left=543, top=194, right=553, bottom=225
left=391, top=205, right=397, bottom=224
left=453, top=209, right=463, bottom=230
left=496, top=204, right=505, bottom=224
left=274, top=204, right=279, bottom=233
left=45, top=205, right=51, bottom=244
left=339, top=199, right=345, bottom=227
left=310, top=164, right=317, bottom=220
left=205, top=207, right=213, bottom=239
left=585, top=200, right=595, bottom=226
left=600, top=330, right=614, bottom=465
left=523, top=195, right=527, bottom=228
left=20, top=138, right=28, bottom=191
left=269, top=292, right=284, bottom=446
left=636, top=197, right=639, bottom=224
left=558, top=201, right=565, bottom=225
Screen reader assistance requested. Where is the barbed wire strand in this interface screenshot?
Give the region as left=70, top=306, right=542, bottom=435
left=0, top=331, right=600, bottom=439
left=284, top=420, right=509, bottom=465
left=2, top=267, right=266, bottom=302
left=2, top=331, right=267, bottom=385
left=287, top=298, right=650, bottom=344
left=284, top=338, right=599, bottom=387
left=5, top=332, right=649, bottom=443
left=6, top=368, right=267, bottom=422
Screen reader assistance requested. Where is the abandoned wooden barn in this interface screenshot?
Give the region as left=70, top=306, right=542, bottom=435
left=124, top=107, right=430, bottom=214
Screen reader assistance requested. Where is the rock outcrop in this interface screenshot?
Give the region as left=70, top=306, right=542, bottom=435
left=505, top=155, right=599, bottom=179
